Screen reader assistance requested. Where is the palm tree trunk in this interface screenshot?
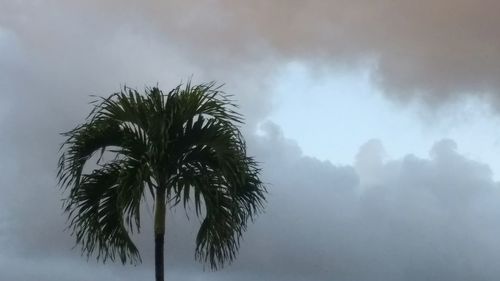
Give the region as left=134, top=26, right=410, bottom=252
left=154, top=187, right=166, bottom=281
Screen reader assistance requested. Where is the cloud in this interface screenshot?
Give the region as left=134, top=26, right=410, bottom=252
left=2, top=2, right=500, bottom=281
left=355, top=139, right=387, bottom=188
left=0, top=3, right=276, bottom=279
left=4, top=1, right=500, bottom=119
left=2, top=104, right=500, bottom=281
left=19, top=0, right=499, bottom=108
left=205, top=127, right=500, bottom=281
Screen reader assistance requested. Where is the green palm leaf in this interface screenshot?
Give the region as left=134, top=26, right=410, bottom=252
left=58, top=82, right=266, bottom=279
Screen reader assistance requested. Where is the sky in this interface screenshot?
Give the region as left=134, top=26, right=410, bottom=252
left=2, top=1, right=500, bottom=280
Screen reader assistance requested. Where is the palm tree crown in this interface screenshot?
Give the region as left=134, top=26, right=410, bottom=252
left=57, top=82, right=266, bottom=272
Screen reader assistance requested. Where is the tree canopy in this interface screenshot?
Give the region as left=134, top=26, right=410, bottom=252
left=58, top=83, right=266, bottom=270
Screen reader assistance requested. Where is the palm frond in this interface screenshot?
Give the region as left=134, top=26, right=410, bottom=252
left=64, top=161, right=143, bottom=264
left=58, top=81, right=266, bottom=269
left=167, top=105, right=266, bottom=269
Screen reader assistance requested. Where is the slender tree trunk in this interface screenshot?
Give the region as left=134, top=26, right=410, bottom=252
left=154, top=188, right=166, bottom=281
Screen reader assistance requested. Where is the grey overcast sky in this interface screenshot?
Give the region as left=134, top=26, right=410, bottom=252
left=3, top=1, right=500, bottom=280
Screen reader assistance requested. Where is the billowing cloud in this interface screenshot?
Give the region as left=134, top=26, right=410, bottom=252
left=232, top=124, right=500, bottom=281
left=5, top=0, right=496, bottom=107
left=3, top=120, right=500, bottom=280
left=4, top=1, right=500, bottom=109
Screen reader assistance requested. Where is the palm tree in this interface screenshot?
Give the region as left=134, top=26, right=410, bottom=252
left=57, top=82, right=266, bottom=281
